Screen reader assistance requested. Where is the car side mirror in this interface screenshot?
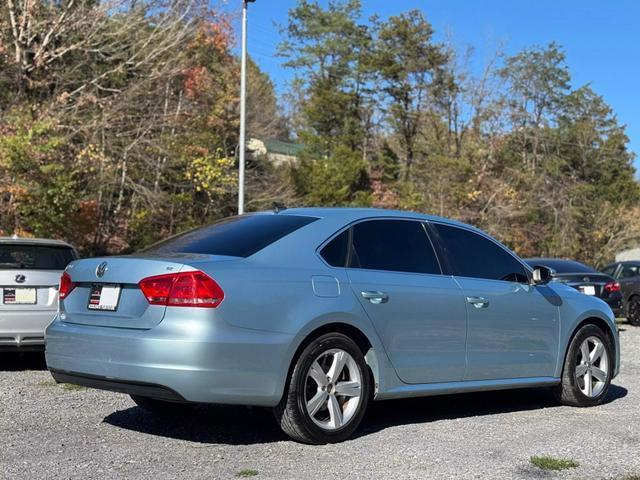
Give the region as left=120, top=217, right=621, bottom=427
left=531, top=265, right=554, bottom=285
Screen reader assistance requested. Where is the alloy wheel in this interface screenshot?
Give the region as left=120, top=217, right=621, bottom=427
left=304, top=348, right=362, bottom=430
left=575, top=336, right=609, bottom=398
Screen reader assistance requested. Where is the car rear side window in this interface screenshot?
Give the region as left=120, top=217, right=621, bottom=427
left=349, top=220, right=441, bottom=274
left=146, top=214, right=319, bottom=257
left=433, top=223, right=528, bottom=283
left=320, top=230, right=349, bottom=267
left=0, top=245, right=76, bottom=270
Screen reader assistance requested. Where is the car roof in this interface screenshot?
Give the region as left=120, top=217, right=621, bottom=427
left=277, top=207, right=474, bottom=229
left=0, top=237, right=75, bottom=248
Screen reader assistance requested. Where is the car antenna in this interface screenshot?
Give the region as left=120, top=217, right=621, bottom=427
left=273, top=202, right=287, bottom=213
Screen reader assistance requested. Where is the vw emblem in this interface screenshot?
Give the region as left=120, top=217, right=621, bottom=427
left=96, top=262, right=108, bottom=278
left=15, top=274, right=26, bottom=284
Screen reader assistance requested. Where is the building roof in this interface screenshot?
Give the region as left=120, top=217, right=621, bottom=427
left=264, top=139, right=304, bottom=157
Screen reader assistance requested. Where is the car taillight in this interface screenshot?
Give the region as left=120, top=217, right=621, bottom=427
left=604, top=282, right=621, bottom=293
left=59, top=272, right=76, bottom=300
left=138, top=271, right=224, bottom=308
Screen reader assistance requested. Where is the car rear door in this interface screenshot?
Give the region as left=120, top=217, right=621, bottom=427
left=344, top=219, right=468, bottom=384
left=430, top=223, right=560, bottom=381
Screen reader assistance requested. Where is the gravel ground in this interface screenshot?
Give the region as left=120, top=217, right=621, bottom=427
left=1, top=325, right=639, bottom=480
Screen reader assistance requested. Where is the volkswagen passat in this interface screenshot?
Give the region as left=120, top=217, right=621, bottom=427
left=45, top=209, right=619, bottom=444
left=1, top=237, right=77, bottom=350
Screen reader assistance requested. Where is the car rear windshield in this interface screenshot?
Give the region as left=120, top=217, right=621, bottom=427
left=0, top=244, right=76, bottom=270
left=146, top=214, right=319, bottom=257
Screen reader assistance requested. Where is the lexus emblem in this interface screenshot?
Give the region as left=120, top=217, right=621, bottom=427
left=96, top=262, right=108, bottom=278
left=15, top=274, right=26, bottom=284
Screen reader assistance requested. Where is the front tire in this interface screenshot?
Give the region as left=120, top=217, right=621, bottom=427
left=274, top=332, right=370, bottom=444
left=553, top=324, right=612, bottom=407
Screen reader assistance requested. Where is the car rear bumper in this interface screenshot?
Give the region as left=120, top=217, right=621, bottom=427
left=45, top=309, right=295, bottom=407
left=604, top=295, right=623, bottom=316
left=0, top=309, right=57, bottom=349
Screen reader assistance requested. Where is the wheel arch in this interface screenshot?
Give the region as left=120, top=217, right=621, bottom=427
left=561, top=314, right=619, bottom=377
left=281, top=321, right=383, bottom=401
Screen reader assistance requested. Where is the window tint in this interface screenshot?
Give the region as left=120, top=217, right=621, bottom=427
left=620, top=264, right=640, bottom=279
left=0, top=245, right=76, bottom=270
left=434, top=224, right=528, bottom=283
left=320, top=230, right=349, bottom=267
left=349, top=220, right=441, bottom=274
left=147, top=214, right=318, bottom=257
left=601, top=265, right=617, bottom=277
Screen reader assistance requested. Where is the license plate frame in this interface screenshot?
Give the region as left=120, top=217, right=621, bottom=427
left=579, top=285, right=596, bottom=296
left=87, top=284, right=122, bottom=311
left=3, top=287, right=37, bottom=305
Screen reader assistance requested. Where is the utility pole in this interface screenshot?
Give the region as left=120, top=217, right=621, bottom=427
left=238, top=0, right=255, bottom=215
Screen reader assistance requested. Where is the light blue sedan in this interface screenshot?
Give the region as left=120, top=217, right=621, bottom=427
left=45, top=208, right=620, bottom=444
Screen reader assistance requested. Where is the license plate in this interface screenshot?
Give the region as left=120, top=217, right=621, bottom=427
left=579, top=285, right=596, bottom=296
left=88, top=284, right=121, bottom=311
left=3, top=287, right=37, bottom=305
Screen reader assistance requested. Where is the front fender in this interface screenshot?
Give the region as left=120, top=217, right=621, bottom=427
left=557, top=294, right=620, bottom=378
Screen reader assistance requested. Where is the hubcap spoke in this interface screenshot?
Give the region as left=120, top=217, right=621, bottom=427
left=590, top=342, right=604, bottom=363
left=591, top=366, right=607, bottom=382
left=583, top=370, right=593, bottom=396
left=306, top=390, right=328, bottom=416
left=309, top=360, right=329, bottom=387
left=328, top=351, right=347, bottom=383
left=580, top=342, right=590, bottom=363
left=575, top=364, right=588, bottom=377
left=334, top=380, right=361, bottom=397
left=327, top=395, right=343, bottom=429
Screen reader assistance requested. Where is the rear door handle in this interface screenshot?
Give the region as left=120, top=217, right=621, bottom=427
left=361, top=291, right=389, bottom=304
left=466, top=296, right=490, bottom=309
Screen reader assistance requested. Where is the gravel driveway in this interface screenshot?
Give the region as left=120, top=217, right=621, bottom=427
left=1, top=325, right=639, bottom=480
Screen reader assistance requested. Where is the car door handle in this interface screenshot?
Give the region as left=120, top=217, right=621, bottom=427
left=361, top=291, right=389, bottom=304
left=466, top=296, right=490, bottom=308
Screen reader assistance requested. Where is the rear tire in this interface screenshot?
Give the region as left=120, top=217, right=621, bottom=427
left=553, top=324, right=612, bottom=407
left=627, top=296, right=640, bottom=326
left=274, top=332, right=370, bottom=444
left=130, top=395, right=195, bottom=416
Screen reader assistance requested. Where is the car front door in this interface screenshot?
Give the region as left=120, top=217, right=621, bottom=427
left=343, top=219, right=468, bottom=385
left=430, top=223, right=560, bottom=381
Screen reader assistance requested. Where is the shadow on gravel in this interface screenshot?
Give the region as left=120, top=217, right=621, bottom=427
left=103, top=384, right=627, bottom=445
left=0, top=352, right=47, bottom=371
left=104, top=404, right=286, bottom=445
left=356, top=384, right=628, bottom=440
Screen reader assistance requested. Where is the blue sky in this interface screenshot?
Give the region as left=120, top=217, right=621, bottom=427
left=226, top=0, right=639, bottom=165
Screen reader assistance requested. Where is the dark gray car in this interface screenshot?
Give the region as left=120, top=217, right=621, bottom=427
left=602, top=261, right=640, bottom=326
left=0, top=237, right=77, bottom=350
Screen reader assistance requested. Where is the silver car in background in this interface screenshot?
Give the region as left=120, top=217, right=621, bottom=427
left=0, top=237, right=77, bottom=351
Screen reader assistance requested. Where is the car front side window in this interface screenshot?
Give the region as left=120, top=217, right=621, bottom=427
left=432, top=223, right=529, bottom=283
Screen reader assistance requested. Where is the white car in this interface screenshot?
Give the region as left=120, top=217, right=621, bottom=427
left=0, top=237, right=77, bottom=351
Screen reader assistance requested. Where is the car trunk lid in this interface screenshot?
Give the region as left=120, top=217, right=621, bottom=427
left=555, top=273, right=612, bottom=297
left=61, top=254, right=235, bottom=329
left=0, top=270, right=61, bottom=311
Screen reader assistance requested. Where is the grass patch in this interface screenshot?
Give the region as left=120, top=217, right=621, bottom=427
left=530, top=455, right=579, bottom=471
left=60, top=383, right=88, bottom=392
left=235, top=469, right=258, bottom=478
